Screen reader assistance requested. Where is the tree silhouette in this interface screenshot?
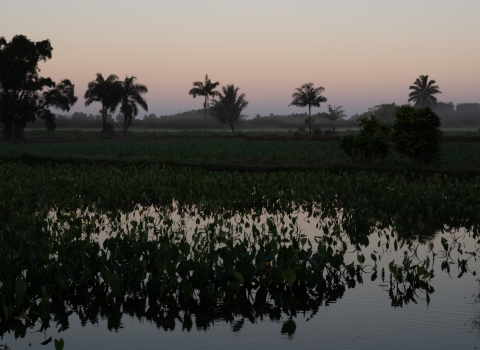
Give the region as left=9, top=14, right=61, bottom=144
left=408, top=75, right=442, bottom=108
left=84, top=74, right=120, bottom=138
left=327, top=104, right=347, bottom=130
left=210, top=84, right=248, bottom=136
left=0, top=35, right=77, bottom=140
left=115, top=76, right=148, bottom=140
left=188, top=74, right=220, bottom=135
left=289, top=83, right=327, bottom=134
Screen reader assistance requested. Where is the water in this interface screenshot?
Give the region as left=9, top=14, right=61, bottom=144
left=2, top=208, right=480, bottom=349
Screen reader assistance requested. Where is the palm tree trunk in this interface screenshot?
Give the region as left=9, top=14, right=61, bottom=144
left=308, top=106, right=312, bottom=134
left=102, top=104, right=106, bottom=139
left=123, top=115, right=127, bottom=140
left=10, top=102, right=16, bottom=141
left=204, top=96, right=207, bottom=135
left=10, top=116, right=15, bottom=141
left=10, top=121, right=15, bottom=141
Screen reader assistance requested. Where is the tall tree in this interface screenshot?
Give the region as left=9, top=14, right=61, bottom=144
left=210, top=84, right=248, bottom=136
left=84, top=73, right=120, bottom=138
left=327, top=104, right=347, bottom=129
left=115, top=76, right=148, bottom=140
left=289, top=83, right=327, bottom=134
left=367, top=103, right=397, bottom=124
left=0, top=35, right=77, bottom=140
left=408, top=75, right=442, bottom=108
left=188, top=74, right=220, bottom=135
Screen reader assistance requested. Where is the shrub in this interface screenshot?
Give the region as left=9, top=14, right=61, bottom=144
left=312, top=126, right=322, bottom=137
left=392, top=106, right=442, bottom=164
left=297, top=126, right=306, bottom=133
left=323, top=129, right=337, bottom=137
left=339, top=115, right=390, bottom=163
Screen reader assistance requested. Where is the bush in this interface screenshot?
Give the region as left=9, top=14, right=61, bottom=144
left=339, top=115, right=390, bottom=163
left=297, top=126, right=306, bottom=133
left=312, top=126, right=322, bottom=137
left=323, top=129, right=337, bottom=137
left=392, top=106, right=442, bottom=164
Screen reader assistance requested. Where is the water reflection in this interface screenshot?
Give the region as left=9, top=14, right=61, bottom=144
left=1, top=204, right=480, bottom=346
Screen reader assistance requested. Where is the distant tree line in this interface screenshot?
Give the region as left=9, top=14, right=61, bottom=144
left=351, top=102, right=480, bottom=128
left=29, top=110, right=351, bottom=131
left=28, top=102, right=479, bottom=132
left=2, top=35, right=480, bottom=138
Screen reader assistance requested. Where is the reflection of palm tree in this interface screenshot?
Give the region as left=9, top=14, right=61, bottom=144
left=116, top=76, right=148, bottom=140
left=84, top=73, right=119, bottom=138
left=327, top=104, right=347, bottom=130
left=408, top=75, right=442, bottom=108
left=289, top=83, right=327, bottom=134
left=210, top=84, right=248, bottom=136
left=188, top=75, right=220, bottom=135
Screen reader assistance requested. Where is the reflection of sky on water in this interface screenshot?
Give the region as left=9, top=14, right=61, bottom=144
left=6, top=208, right=480, bottom=349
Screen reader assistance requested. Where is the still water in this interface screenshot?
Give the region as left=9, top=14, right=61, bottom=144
left=2, top=207, right=480, bottom=349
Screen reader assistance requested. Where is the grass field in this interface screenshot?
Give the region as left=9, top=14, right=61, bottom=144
left=18, top=128, right=480, bottom=139
left=2, top=137, right=480, bottom=166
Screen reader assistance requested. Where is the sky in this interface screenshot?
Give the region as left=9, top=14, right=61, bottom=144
left=2, top=0, right=480, bottom=118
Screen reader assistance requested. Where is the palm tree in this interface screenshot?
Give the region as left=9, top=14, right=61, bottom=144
left=115, top=76, right=148, bottom=140
left=289, top=83, right=327, bottom=134
left=84, top=73, right=119, bottom=138
left=327, top=104, right=347, bottom=130
left=210, top=84, right=248, bottom=136
left=188, top=74, right=220, bottom=135
left=408, top=75, right=442, bottom=108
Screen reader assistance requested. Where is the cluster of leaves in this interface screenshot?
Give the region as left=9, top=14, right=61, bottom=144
left=339, top=115, right=391, bottom=163
left=392, top=106, right=443, bottom=164
left=0, top=209, right=360, bottom=327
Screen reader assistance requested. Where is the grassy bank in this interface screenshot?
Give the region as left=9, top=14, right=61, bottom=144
left=2, top=137, right=480, bottom=170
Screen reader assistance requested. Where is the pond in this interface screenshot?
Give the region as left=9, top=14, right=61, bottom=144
left=1, top=204, right=480, bottom=349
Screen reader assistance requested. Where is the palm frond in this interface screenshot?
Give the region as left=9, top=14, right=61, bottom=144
left=408, top=75, right=442, bottom=108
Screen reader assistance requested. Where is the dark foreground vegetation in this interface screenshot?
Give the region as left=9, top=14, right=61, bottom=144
left=1, top=162, right=480, bottom=337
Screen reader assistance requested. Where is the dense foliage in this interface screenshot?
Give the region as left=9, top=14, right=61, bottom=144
left=0, top=35, right=77, bottom=139
left=393, top=106, right=442, bottom=164
left=210, top=85, right=248, bottom=136
left=339, top=115, right=391, bottom=163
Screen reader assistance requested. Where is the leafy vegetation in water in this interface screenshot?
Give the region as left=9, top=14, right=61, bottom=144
left=1, top=161, right=480, bottom=342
